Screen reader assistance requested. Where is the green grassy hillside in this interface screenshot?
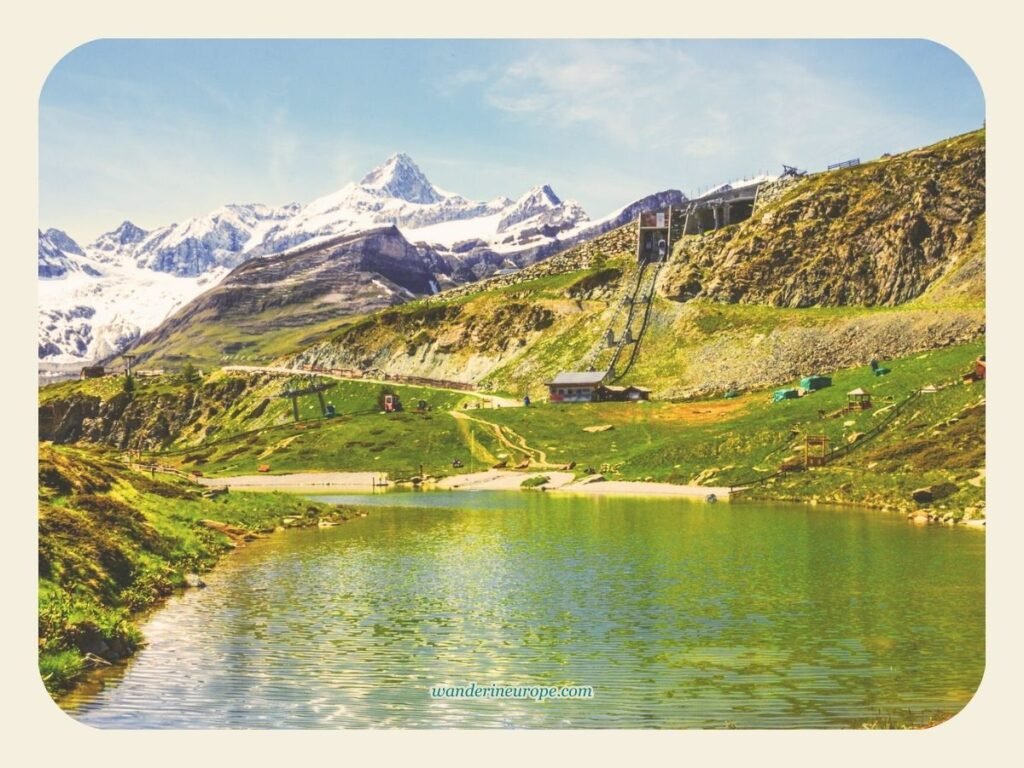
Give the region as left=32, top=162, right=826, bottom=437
left=478, top=341, right=985, bottom=504
left=41, top=341, right=983, bottom=511
left=38, top=443, right=355, bottom=693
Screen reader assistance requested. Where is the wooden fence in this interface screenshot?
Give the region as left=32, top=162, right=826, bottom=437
left=827, top=158, right=860, bottom=171
left=123, top=460, right=203, bottom=483
left=298, top=365, right=477, bottom=392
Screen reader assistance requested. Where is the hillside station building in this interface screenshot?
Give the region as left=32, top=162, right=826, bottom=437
left=546, top=371, right=651, bottom=403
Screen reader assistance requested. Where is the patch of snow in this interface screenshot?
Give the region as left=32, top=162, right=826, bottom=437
left=38, top=258, right=227, bottom=362
left=404, top=212, right=506, bottom=244
left=697, top=174, right=776, bottom=200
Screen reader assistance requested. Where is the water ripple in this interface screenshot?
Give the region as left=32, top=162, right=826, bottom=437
left=60, top=494, right=984, bottom=729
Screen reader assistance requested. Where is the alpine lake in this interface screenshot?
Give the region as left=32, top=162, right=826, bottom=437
left=59, top=490, right=984, bottom=729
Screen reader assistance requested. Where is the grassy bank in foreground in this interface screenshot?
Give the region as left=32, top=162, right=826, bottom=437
left=38, top=443, right=355, bottom=694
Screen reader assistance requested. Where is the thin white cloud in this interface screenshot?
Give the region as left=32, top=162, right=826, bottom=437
left=482, top=42, right=693, bottom=149
left=266, top=110, right=299, bottom=188
left=463, top=40, right=925, bottom=164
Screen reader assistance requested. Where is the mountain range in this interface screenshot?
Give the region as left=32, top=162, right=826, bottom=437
left=38, top=153, right=686, bottom=367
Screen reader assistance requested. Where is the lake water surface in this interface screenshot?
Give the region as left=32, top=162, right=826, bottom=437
left=60, top=491, right=984, bottom=728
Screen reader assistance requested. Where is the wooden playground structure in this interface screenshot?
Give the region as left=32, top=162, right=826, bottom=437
left=804, top=434, right=830, bottom=467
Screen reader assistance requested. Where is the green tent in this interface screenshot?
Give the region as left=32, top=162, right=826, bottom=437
left=800, top=375, right=832, bottom=391
left=773, top=388, right=799, bottom=402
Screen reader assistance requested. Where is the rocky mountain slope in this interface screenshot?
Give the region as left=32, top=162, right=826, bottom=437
left=39, top=152, right=683, bottom=365
left=659, top=130, right=985, bottom=307
left=39, top=370, right=281, bottom=448
left=121, top=226, right=450, bottom=367
left=37, top=229, right=99, bottom=279
left=285, top=130, right=985, bottom=399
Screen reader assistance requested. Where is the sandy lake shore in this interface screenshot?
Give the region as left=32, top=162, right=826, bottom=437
left=434, top=469, right=577, bottom=491
left=198, top=471, right=385, bottom=490
left=435, top=470, right=730, bottom=497
left=201, top=469, right=731, bottom=498
left=550, top=480, right=733, bottom=499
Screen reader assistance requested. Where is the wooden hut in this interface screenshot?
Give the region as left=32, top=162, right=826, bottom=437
left=599, top=384, right=652, bottom=402
left=547, top=371, right=607, bottom=403
left=623, top=385, right=651, bottom=401
left=79, top=365, right=105, bottom=379
left=846, top=388, right=872, bottom=411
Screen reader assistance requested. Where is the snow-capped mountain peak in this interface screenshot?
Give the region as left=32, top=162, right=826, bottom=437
left=495, top=184, right=581, bottom=234
left=359, top=152, right=443, bottom=204
left=131, top=202, right=301, bottom=276
left=530, top=184, right=562, bottom=207
left=38, top=229, right=98, bottom=278
left=39, top=149, right=687, bottom=367
left=108, top=220, right=148, bottom=246
left=88, top=220, right=150, bottom=264
left=43, top=228, right=84, bottom=256
left=258, top=154, right=498, bottom=253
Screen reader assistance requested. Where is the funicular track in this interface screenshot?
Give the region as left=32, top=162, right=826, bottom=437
left=581, top=257, right=664, bottom=381
left=606, top=258, right=664, bottom=382
left=580, top=263, right=648, bottom=372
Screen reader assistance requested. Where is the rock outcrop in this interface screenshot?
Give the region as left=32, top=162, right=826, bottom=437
left=122, top=226, right=445, bottom=366
left=39, top=374, right=274, bottom=450
left=660, top=130, right=985, bottom=307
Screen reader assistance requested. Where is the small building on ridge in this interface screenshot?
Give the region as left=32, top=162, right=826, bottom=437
left=547, top=371, right=608, bottom=403
left=546, top=372, right=652, bottom=403
left=79, top=365, right=105, bottom=380
left=601, top=384, right=652, bottom=402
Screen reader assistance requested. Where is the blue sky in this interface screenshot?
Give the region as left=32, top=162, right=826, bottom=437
left=40, top=39, right=984, bottom=243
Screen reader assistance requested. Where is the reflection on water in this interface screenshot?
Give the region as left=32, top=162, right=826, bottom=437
left=60, top=493, right=984, bottom=728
